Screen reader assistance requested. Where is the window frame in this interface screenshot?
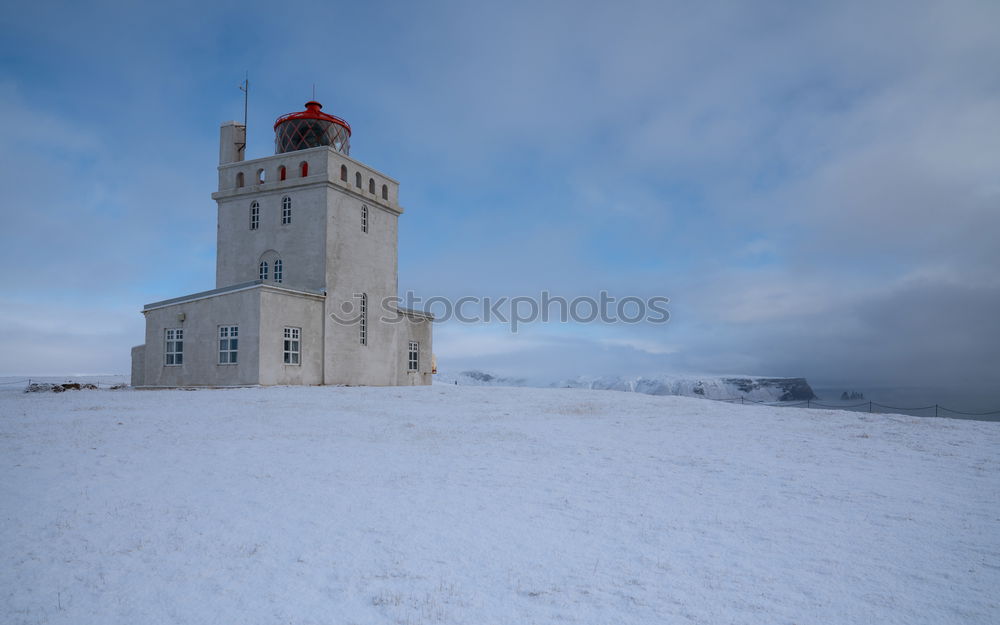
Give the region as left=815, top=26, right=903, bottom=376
left=283, top=327, right=301, bottom=365
left=259, top=261, right=268, bottom=280
left=359, top=293, right=368, bottom=346
left=281, top=195, right=292, bottom=225
left=218, top=325, right=239, bottom=365
left=165, top=328, right=184, bottom=366
left=273, top=259, right=283, bottom=284
left=361, top=205, right=368, bottom=233
left=249, top=201, right=260, bottom=230
left=408, top=340, right=419, bottom=371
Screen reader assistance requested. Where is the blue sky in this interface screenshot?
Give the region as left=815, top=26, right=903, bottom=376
left=1, top=0, right=998, bottom=396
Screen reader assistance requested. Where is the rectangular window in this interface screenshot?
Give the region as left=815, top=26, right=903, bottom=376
left=283, top=327, right=301, bottom=365
left=408, top=341, right=419, bottom=371
left=165, top=328, right=184, bottom=365
left=359, top=294, right=367, bottom=346
left=250, top=202, right=259, bottom=230
left=281, top=196, right=292, bottom=225
left=362, top=205, right=368, bottom=233
left=218, top=325, right=238, bottom=364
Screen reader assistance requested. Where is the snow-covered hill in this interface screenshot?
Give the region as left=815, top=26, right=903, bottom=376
left=560, top=374, right=817, bottom=401
left=434, top=369, right=530, bottom=387
left=440, top=370, right=817, bottom=401
left=2, top=384, right=997, bottom=624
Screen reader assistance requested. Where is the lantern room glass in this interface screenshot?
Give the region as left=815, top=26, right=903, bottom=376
left=274, top=118, right=351, bottom=155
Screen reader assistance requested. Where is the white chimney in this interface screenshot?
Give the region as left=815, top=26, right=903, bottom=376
left=219, top=121, right=246, bottom=165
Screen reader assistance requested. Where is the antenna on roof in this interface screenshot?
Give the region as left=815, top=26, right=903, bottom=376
left=238, top=72, right=249, bottom=153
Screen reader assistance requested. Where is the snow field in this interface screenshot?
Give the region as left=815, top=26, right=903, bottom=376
left=1, top=383, right=998, bottom=624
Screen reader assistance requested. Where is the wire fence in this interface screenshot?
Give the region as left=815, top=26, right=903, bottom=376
left=710, top=396, right=1000, bottom=419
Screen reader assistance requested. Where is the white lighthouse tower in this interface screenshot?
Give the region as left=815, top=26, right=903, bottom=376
left=131, top=101, right=433, bottom=388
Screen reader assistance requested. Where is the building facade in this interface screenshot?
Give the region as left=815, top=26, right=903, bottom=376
left=131, top=102, right=433, bottom=387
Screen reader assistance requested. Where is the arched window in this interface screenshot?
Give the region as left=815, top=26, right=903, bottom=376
left=281, top=196, right=291, bottom=224
left=278, top=166, right=286, bottom=181
left=359, top=293, right=368, bottom=346
left=381, top=184, right=388, bottom=200
left=340, top=165, right=348, bottom=181
left=249, top=201, right=259, bottom=230
left=256, top=168, right=265, bottom=184
left=361, top=205, right=368, bottom=233
left=236, top=172, right=245, bottom=188
left=299, top=161, right=309, bottom=177
left=368, top=178, right=375, bottom=194
left=355, top=172, right=362, bottom=188
left=259, top=250, right=280, bottom=282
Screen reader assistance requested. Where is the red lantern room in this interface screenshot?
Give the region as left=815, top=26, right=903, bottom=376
left=273, top=101, right=351, bottom=155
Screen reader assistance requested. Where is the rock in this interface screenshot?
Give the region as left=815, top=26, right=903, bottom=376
left=721, top=378, right=817, bottom=401
left=23, top=381, right=100, bottom=393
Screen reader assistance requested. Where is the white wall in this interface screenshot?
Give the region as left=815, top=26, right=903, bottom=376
left=258, top=289, right=325, bottom=386
left=139, top=288, right=262, bottom=387
left=137, top=286, right=326, bottom=388
left=215, top=181, right=329, bottom=292
left=398, top=312, right=434, bottom=386
left=323, top=188, right=404, bottom=385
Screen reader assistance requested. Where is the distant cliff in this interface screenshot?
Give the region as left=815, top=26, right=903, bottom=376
left=560, top=375, right=817, bottom=402
left=438, top=370, right=817, bottom=402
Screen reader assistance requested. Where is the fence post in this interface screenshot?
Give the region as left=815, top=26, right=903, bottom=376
left=869, top=400, right=872, bottom=413
left=935, top=404, right=938, bottom=418
left=807, top=399, right=810, bottom=408
left=741, top=396, right=744, bottom=405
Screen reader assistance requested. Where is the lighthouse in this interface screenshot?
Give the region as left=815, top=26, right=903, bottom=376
left=131, top=101, right=433, bottom=388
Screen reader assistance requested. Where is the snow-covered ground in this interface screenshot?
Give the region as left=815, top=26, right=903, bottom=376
left=2, top=382, right=998, bottom=624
